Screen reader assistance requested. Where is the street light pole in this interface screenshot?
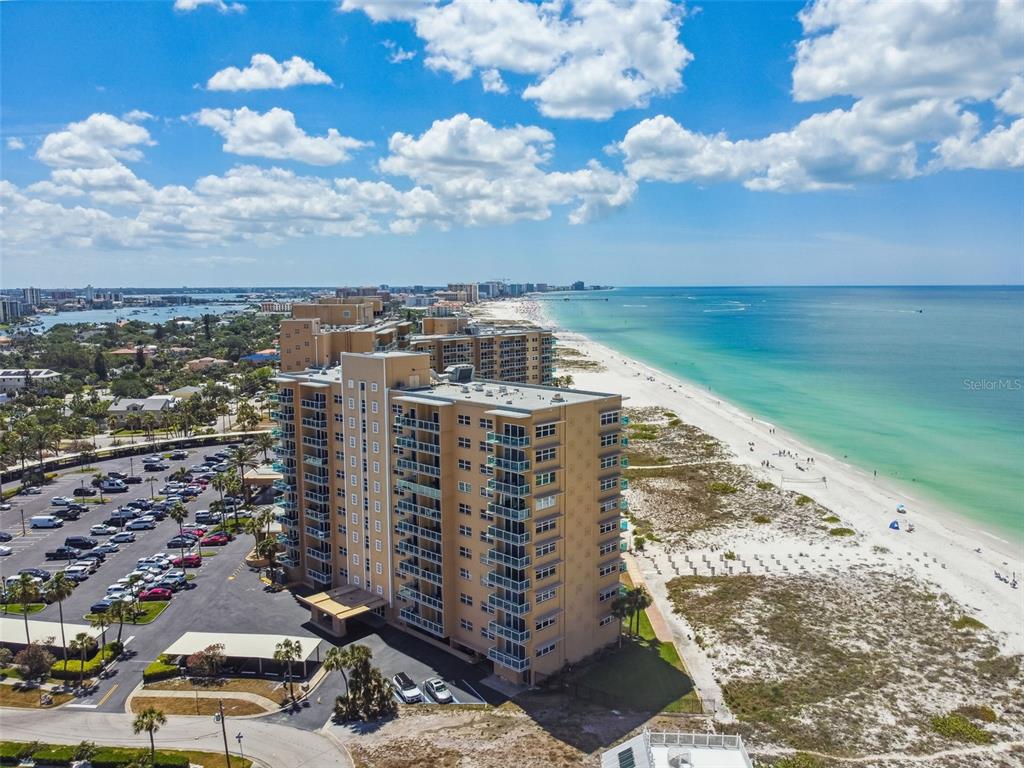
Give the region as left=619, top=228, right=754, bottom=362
left=217, top=700, right=232, bottom=767
left=19, top=505, right=26, bottom=537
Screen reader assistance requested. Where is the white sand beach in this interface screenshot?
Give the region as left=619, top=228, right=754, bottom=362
left=476, top=297, right=1024, bottom=657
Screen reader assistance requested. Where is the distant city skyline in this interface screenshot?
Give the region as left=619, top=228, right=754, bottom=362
left=1, top=1, right=1021, bottom=286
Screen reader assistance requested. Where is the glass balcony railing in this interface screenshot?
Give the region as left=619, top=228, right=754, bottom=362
left=488, top=646, right=531, bottom=671
left=399, top=585, right=444, bottom=611
left=488, top=526, right=531, bottom=546
left=487, top=431, right=530, bottom=447
left=398, top=560, right=443, bottom=586
left=487, top=594, right=531, bottom=615
left=307, top=568, right=332, bottom=585
left=306, top=547, right=331, bottom=562
left=399, top=607, right=444, bottom=638
left=300, top=398, right=326, bottom=411
left=396, top=458, right=441, bottom=477
left=487, top=501, right=531, bottom=522
left=395, top=415, right=440, bottom=432
left=486, top=570, right=531, bottom=592
left=488, top=479, right=531, bottom=498
left=488, top=455, right=532, bottom=472
left=396, top=498, right=442, bottom=521
left=488, top=621, right=531, bottom=644
left=487, top=548, right=531, bottom=569
left=396, top=436, right=441, bottom=455
left=396, top=539, right=443, bottom=564
left=396, top=479, right=441, bottom=500
left=396, top=519, right=442, bottom=542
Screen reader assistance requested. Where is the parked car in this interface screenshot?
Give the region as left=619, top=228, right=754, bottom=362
left=0, top=502, right=11, bottom=510
left=89, top=598, right=130, bottom=613
left=45, top=546, right=82, bottom=561
left=423, top=678, right=453, bottom=704
left=0, top=532, right=11, bottom=542
left=30, top=515, right=63, bottom=529
left=170, top=450, right=188, bottom=460
left=73, top=486, right=98, bottom=497
left=19, top=568, right=51, bottom=582
left=166, top=536, right=195, bottom=549
left=107, top=471, right=128, bottom=480
left=125, top=476, right=144, bottom=484
left=110, top=531, right=137, bottom=544
left=107, top=509, right=139, bottom=524
left=93, top=543, right=120, bottom=556
left=0, top=545, right=13, bottom=556
left=143, top=463, right=168, bottom=472
left=391, top=672, right=423, bottom=703
left=66, top=503, right=89, bottom=514
left=22, top=486, right=42, bottom=495
left=91, top=524, right=119, bottom=536
left=64, top=536, right=98, bottom=550
left=100, top=479, right=128, bottom=493
left=126, top=518, right=156, bottom=530
left=51, top=496, right=73, bottom=506
left=70, top=559, right=99, bottom=574
left=139, top=587, right=172, bottom=602
left=76, top=551, right=106, bottom=564
left=127, top=570, right=157, bottom=583
left=200, top=533, right=231, bottom=546
left=156, top=573, right=187, bottom=591
left=63, top=565, right=91, bottom=582
left=137, top=557, right=170, bottom=570
left=126, top=500, right=153, bottom=511
left=194, top=511, right=222, bottom=525
left=171, top=553, right=202, bottom=568
left=52, top=508, right=82, bottom=521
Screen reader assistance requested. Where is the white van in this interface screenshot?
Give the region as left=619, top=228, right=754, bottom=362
left=100, top=479, right=127, bottom=492
left=30, top=514, right=64, bottom=529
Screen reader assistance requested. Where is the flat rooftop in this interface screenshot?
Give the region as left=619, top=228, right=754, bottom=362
left=163, top=631, right=320, bottom=662
left=0, top=617, right=101, bottom=648
left=602, top=732, right=752, bottom=768
left=409, top=379, right=617, bottom=411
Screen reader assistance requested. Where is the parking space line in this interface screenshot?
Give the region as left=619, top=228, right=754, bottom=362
left=461, top=680, right=485, bottom=704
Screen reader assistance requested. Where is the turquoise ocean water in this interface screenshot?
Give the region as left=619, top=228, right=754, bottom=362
left=544, top=287, right=1023, bottom=545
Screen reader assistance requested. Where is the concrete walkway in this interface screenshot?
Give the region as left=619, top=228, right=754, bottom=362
left=0, top=708, right=351, bottom=768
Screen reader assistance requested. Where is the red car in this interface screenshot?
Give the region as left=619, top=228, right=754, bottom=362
left=181, top=526, right=207, bottom=537
left=200, top=533, right=231, bottom=546
left=139, top=587, right=172, bottom=601
left=171, top=553, right=202, bottom=568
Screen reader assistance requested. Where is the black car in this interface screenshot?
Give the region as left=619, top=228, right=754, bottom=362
left=77, top=551, right=106, bottom=563
left=19, top=567, right=52, bottom=581
left=52, top=508, right=82, bottom=521
left=107, top=471, right=128, bottom=480
left=73, top=486, right=98, bottom=497
left=166, top=536, right=194, bottom=549
left=0, top=531, right=12, bottom=542
left=126, top=500, right=153, bottom=510
left=45, top=547, right=81, bottom=561
left=125, top=475, right=144, bottom=485
left=143, top=463, right=168, bottom=472
left=67, top=503, right=89, bottom=513
left=170, top=450, right=188, bottom=460
left=65, top=536, right=98, bottom=550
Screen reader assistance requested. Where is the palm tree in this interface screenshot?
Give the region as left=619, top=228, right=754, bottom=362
left=69, top=633, right=92, bottom=687
left=610, top=594, right=632, bottom=648
left=254, top=536, right=278, bottom=579
left=142, top=413, right=158, bottom=442
left=627, top=586, right=653, bottom=637
left=125, top=413, right=142, bottom=444
left=44, top=573, right=75, bottom=664
left=167, top=502, right=189, bottom=572
left=273, top=638, right=301, bottom=701
left=229, top=445, right=259, bottom=514
left=89, top=613, right=111, bottom=670
left=132, top=705, right=167, bottom=765
left=322, top=645, right=365, bottom=698
left=254, top=431, right=275, bottom=461
left=9, top=574, right=40, bottom=645
left=109, top=600, right=129, bottom=646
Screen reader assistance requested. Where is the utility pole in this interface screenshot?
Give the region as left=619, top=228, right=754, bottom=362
left=215, top=700, right=232, bottom=767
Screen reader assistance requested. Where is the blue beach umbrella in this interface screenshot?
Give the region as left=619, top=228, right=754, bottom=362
left=889, top=520, right=900, bottom=530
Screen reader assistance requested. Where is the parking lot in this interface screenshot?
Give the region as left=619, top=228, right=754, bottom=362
left=0, top=448, right=500, bottom=724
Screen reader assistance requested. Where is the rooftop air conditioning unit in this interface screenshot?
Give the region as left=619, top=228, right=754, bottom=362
left=552, top=393, right=564, bottom=402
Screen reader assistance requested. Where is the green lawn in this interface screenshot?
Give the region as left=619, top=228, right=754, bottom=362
left=570, top=609, right=701, bottom=713
left=85, top=600, right=168, bottom=625
left=1, top=603, right=46, bottom=616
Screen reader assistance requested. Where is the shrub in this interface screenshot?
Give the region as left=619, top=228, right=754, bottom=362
left=51, top=645, right=117, bottom=681
left=723, top=551, right=737, bottom=561
left=633, top=535, right=646, bottom=552
left=629, top=424, right=659, bottom=440
left=756, top=481, right=774, bottom=491
left=931, top=713, right=993, bottom=744
left=774, top=755, right=824, bottom=768
left=952, top=616, right=987, bottom=631
left=30, top=744, right=77, bottom=764
left=955, top=704, right=998, bottom=722
left=795, top=494, right=813, bottom=505
left=828, top=527, right=856, bottom=537
left=144, top=655, right=180, bottom=683
left=752, top=514, right=772, bottom=524
left=822, top=514, right=841, bottom=523
left=707, top=481, right=737, bottom=494
left=89, top=748, right=189, bottom=768
left=0, top=648, right=12, bottom=667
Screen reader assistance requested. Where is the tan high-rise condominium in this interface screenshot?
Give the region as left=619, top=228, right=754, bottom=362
left=271, top=351, right=626, bottom=686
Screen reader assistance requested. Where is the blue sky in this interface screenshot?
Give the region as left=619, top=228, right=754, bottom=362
left=1, top=0, right=1021, bottom=287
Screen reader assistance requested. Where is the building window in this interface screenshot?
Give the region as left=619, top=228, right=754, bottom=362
left=458, top=459, right=471, bottom=471
left=459, top=546, right=472, bottom=559
left=459, top=567, right=471, bottom=580
left=373, top=481, right=381, bottom=493
left=459, top=593, right=473, bottom=606
left=375, top=562, right=383, bottom=574
left=374, top=520, right=382, bottom=533
left=535, top=641, right=557, bottom=658
left=537, top=587, right=556, bottom=604
left=372, top=441, right=380, bottom=453
left=348, top=380, right=354, bottom=389
left=599, top=615, right=614, bottom=626
left=375, top=539, right=383, bottom=552
left=479, top=418, right=493, bottom=429
left=352, top=554, right=360, bottom=566
left=536, top=541, right=556, bottom=558
left=352, top=532, right=359, bottom=543
left=536, top=447, right=557, bottom=463
left=535, top=471, right=555, bottom=487
left=458, top=414, right=471, bottom=426
left=599, top=476, right=617, bottom=492
left=460, top=618, right=473, bottom=631
left=535, top=564, right=556, bottom=581
left=535, top=615, right=556, bottom=631
left=600, top=454, right=618, bottom=470
left=371, top=401, right=379, bottom=413
left=376, top=585, right=384, bottom=595
left=348, top=397, right=355, bottom=408
left=371, top=382, right=378, bottom=393
left=598, top=561, right=618, bottom=577
left=535, top=518, right=557, bottom=535
left=535, top=495, right=556, bottom=512
left=535, top=423, right=556, bottom=439
left=600, top=410, right=620, bottom=426
left=458, top=481, right=472, bottom=493
left=600, top=433, right=619, bottom=447
left=353, top=575, right=360, bottom=585
left=599, top=519, right=618, bottom=535
left=372, top=421, right=379, bottom=434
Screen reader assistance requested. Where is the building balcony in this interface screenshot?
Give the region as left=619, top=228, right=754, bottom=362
left=273, top=480, right=292, bottom=493
left=396, top=498, right=442, bottom=521
left=488, top=621, right=531, bottom=644
left=488, top=455, right=531, bottom=472
left=395, top=436, right=441, bottom=455
left=487, top=431, right=530, bottom=447
left=396, top=478, right=441, bottom=500
left=279, top=500, right=297, bottom=512
left=307, top=568, right=332, bottom=585
left=488, top=646, right=531, bottom=671
left=399, top=585, right=444, bottom=611
left=395, top=415, right=440, bottom=432
left=488, top=526, right=531, bottom=546
left=487, top=594, right=531, bottom=616
left=278, top=511, right=299, bottom=525
left=396, top=539, right=443, bottom=565
left=488, top=479, right=531, bottom=498
left=301, top=417, right=327, bottom=429
left=300, top=398, right=326, bottom=411
left=304, top=507, right=329, bottom=523
left=303, top=473, right=329, bottom=487
left=304, top=524, right=330, bottom=541
left=306, top=547, right=332, bottom=563
left=396, top=457, right=441, bottom=478
left=486, top=570, right=531, bottom=593
left=487, top=548, right=531, bottom=569
left=301, top=436, right=328, bottom=449
left=396, top=520, right=442, bottom=543
left=303, top=454, right=327, bottom=467
left=304, top=489, right=331, bottom=504
left=399, top=559, right=444, bottom=586
left=487, top=501, right=531, bottom=522
left=399, top=607, right=445, bottom=638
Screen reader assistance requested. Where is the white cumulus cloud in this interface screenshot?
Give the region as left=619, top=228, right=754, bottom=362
left=35, top=113, right=155, bottom=169
left=206, top=54, right=333, bottom=91
left=192, top=107, right=369, bottom=166
left=382, top=40, right=417, bottom=64
left=6, top=138, right=26, bottom=151
left=174, top=0, right=245, bottom=14
left=341, top=0, right=691, bottom=120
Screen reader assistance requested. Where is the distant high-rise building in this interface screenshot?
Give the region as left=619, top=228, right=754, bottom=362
left=571, top=281, right=585, bottom=291
left=84, top=285, right=95, bottom=302
left=0, top=297, right=23, bottom=323
left=22, top=287, right=41, bottom=307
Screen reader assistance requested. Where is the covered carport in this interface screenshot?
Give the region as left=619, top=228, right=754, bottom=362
left=0, top=617, right=102, bottom=651
left=162, top=631, right=321, bottom=677
left=297, top=584, right=387, bottom=638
